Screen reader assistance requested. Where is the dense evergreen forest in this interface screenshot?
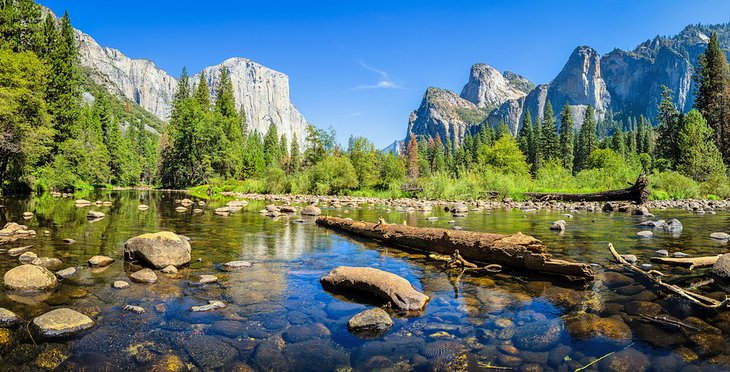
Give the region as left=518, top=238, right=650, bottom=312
left=2, top=0, right=730, bottom=200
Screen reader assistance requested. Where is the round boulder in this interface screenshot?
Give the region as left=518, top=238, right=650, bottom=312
left=32, top=308, right=93, bottom=337
left=124, top=231, right=191, bottom=269
left=301, top=205, right=321, bottom=216
left=512, top=320, right=563, bottom=351
left=4, top=264, right=58, bottom=291
left=129, top=268, right=158, bottom=284
left=347, top=308, right=393, bottom=338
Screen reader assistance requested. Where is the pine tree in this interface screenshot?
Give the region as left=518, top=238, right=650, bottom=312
left=636, top=115, right=646, bottom=154
left=0, top=0, right=44, bottom=53
left=694, top=32, right=730, bottom=163
left=677, top=110, right=726, bottom=181
left=610, top=127, right=626, bottom=155
left=576, top=106, right=597, bottom=171
left=214, top=67, right=243, bottom=176
left=290, top=133, right=301, bottom=174
left=432, top=133, right=446, bottom=173
left=46, top=11, right=80, bottom=147
left=656, top=85, right=683, bottom=168
left=406, top=134, right=419, bottom=181
left=530, top=110, right=543, bottom=174
left=541, top=101, right=559, bottom=161
left=518, top=112, right=532, bottom=157
left=175, top=67, right=191, bottom=104
left=194, top=72, right=211, bottom=110
left=558, top=103, right=574, bottom=172
left=263, top=124, right=280, bottom=167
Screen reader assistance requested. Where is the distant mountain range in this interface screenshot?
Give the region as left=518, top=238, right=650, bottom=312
left=398, top=22, right=730, bottom=149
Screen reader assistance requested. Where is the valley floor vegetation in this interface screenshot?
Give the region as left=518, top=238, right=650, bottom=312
left=3, top=0, right=730, bottom=201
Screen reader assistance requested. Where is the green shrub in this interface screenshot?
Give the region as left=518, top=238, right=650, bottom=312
left=264, top=166, right=289, bottom=194
left=649, top=171, right=699, bottom=199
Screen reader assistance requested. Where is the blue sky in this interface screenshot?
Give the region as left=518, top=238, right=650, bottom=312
left=42, top=0, right=730, bottom=148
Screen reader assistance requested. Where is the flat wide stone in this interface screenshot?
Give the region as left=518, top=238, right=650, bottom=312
left=32, top=308, right=93, bottom=337
left=4, top=264, right=58, bottom=291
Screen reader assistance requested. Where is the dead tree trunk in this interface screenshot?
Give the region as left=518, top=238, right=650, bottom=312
left=316, top=216, right=594, bottom=279
left=524, top=175, right=649, bottom=205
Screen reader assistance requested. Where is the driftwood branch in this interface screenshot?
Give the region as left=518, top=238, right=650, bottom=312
left=525, top=175, right=649, bottom=204
left=649, top=255, right=721, bottom=270
left=316, top=216, right=594, bottom=279
left=608, top=243, right=728, bottom=308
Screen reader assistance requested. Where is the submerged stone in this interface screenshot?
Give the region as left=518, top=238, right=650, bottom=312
left=512, top=320, right=563, bottom=351
left=129, top=268, right=158, bottom=284
left=347, top=308, right=393, bottom=338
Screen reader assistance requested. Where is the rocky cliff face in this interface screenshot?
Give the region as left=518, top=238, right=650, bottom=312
left=406, top=87, right=487, bottom=145
left=75, top=30, right=177, bottom=121
left=403, top=23, right=730, bottom=145
left=194, top=57, right=308, bottom=146
left=459, top=64, right=529, bottom=110
left=602, top=46, right=693, bottom=117
left=75, top=28, right=308, bottom=143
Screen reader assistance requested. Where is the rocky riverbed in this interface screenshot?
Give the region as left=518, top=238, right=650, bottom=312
left=0, top=190, right=729, bottom=370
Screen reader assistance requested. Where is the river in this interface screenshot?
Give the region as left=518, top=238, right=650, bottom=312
left=0, top=190, right=729, bottom=371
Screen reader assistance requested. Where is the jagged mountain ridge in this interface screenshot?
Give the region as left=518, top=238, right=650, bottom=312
left=74, top=26, right=308, bottom=145
left=404, top=21, right=730, bottom=144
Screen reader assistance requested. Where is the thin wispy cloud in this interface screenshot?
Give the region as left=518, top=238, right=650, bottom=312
left=352, top=60, right=404, bottom=90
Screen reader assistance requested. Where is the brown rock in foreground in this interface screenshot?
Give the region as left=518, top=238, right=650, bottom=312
left=320, top=266, right=429, bottom=312
left=316, top=216, right=593, bottom=279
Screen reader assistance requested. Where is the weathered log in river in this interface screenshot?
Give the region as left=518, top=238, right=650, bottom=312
left=524, top=175, right=650, bottom=204
left=316, top=216, right=595, bottom=279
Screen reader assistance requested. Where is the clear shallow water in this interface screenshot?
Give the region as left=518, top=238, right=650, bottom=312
left=0, top=191, right=729, bottom=371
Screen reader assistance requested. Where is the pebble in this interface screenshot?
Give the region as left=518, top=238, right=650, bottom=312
left=123, top=305, right=145, bottom=314
left=129, top=268, right=157, bottom=284
left=655, top=249, right=669, bottom=257
left=710, top=232, right=730, bottom=241
left=8, top=246, right=31, bottom=256
left=621, top=254, right=638, bottom=263
left=636, top=230, right=653, bottom=238
left=191, top=300, right=226, bottom=312
left=55, top=267, right=77, bottom=278
left=112, top=280, right=130, bottom=289
left=160, top=265, right=178, bottom=274
left=198, top=275, right=218, bottom=284
left=0, top=308, right=19, bottom=326
left=88, top=255, right=114, bottom=267
left=222, top=260, right=252, bottom=270
left=673, top=252, right=690, bottom=258
left=18, top=251, right=38, bottom=263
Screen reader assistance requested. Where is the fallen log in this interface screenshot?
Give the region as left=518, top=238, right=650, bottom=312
left=524, top=175, right=649, bottom=204
left=316, top=216, right=594, bottom=279
left=649, top=255, right=722, bottom=270
left=608, top=243, right=728, bottom=308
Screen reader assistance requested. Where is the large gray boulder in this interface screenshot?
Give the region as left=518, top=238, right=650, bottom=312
left=4, top=264, right=58, bottom=291
left=32, top=308, right=93, bottom=337
left=124, top=231, right=191, bottom=269
left=320, top=266, right=429, bottom=312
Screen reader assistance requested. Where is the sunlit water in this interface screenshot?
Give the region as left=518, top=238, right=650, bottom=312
left=1, top=191, right=729, bottom=371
